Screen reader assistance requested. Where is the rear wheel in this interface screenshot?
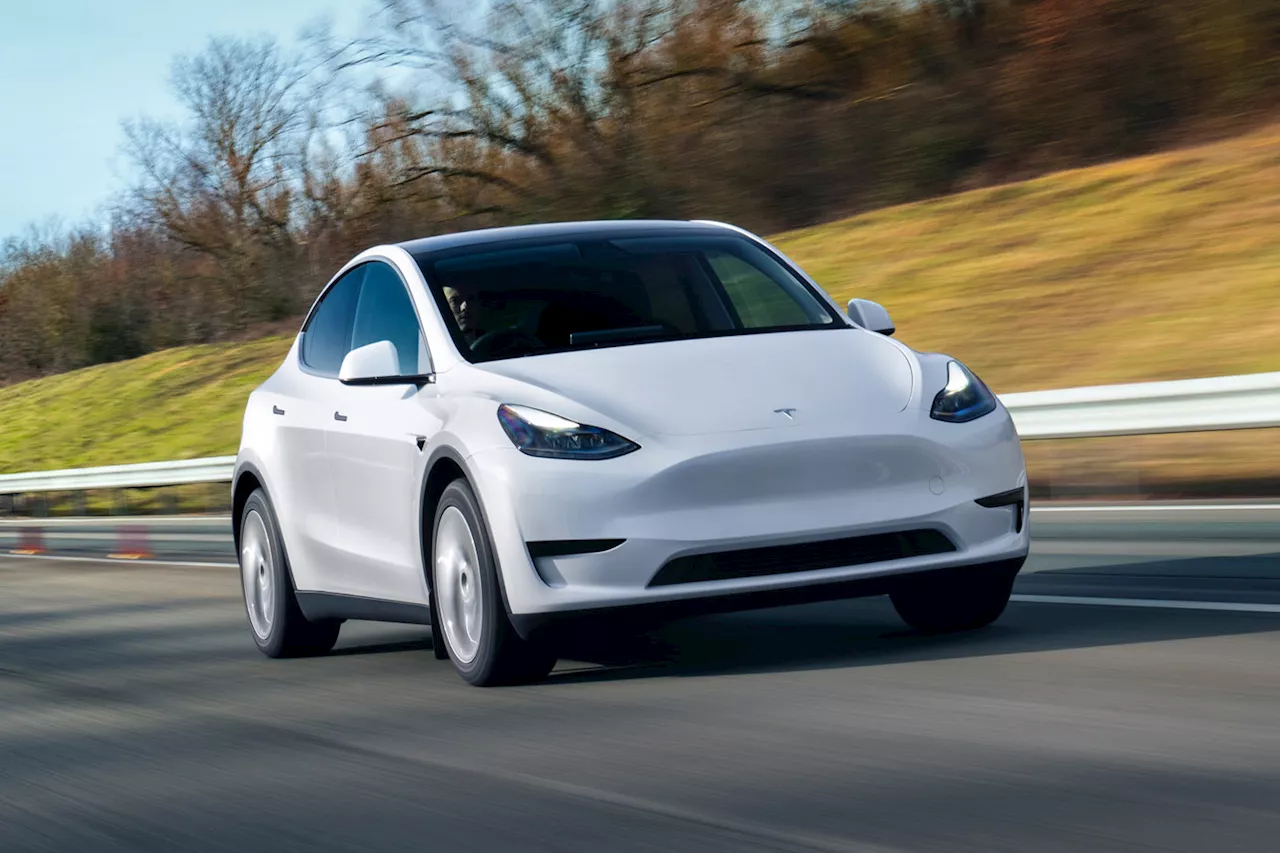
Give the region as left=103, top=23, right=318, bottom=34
left=890, top=562, right=1020, bottom=634
left=432, top=479, right=556, bottom=686
left=239, top=489, right=341, bottom=657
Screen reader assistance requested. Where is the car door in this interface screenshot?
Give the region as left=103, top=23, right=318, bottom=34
left=274, top=264, right=365, bottom=593
left=325, top=260, right=442, bottom=604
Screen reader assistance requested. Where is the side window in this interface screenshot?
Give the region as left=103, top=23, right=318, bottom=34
left=301, top=266, right=364, bottom=376
left=707, top=250, right=826, bottom=329
left=350, top=261, right=429, bottom=375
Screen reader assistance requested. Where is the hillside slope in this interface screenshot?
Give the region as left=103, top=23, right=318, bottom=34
left=2, top=123, right=1277, bottom=474
left=0, top=336, right=292, bottom=473
left=778, top=122, right=1280, bottom=392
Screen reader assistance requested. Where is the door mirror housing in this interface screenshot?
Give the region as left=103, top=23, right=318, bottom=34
left=338, top=340, right=433, bottom=386
left=846, top=298, right=895, bottom=336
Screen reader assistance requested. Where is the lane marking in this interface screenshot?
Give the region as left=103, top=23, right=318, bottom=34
left=0, top=515, right=232, bottom=527
left=5, top=554, right=1279, bottom=616
left=13, top=532, right=232, bottom=542
left=1033, top=504, right=1280, bottom=513
left=0, top=552, right=235, bottom=569
left=1029, top=539, right=1280, bottom=557
left=1012, top=594, right=1280, bottom=614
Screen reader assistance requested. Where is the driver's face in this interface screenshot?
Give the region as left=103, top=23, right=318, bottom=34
left=446, top=287, right=477, bottom=335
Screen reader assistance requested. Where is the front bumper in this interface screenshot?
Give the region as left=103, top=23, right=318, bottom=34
left=466, top=409, right=1030, bottom=622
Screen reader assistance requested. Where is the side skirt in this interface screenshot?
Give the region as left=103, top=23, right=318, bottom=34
left=296, top=591, right=433, bottom=626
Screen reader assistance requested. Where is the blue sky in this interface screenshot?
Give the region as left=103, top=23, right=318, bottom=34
left=0, top=0, right=368, bottom=239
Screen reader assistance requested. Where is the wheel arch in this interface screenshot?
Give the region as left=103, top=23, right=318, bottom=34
left=231, top=462, right=266, bottom=555
left=417, top=446, right=516, bottom=614
left=231, top=461, right=301, bottom=589
left=418, top=447, right=471, bottom=588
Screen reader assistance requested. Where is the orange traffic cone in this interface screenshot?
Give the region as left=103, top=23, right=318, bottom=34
left=12, top=526, right=45, bottom=555
left=109, top=525, right=153, bottom=560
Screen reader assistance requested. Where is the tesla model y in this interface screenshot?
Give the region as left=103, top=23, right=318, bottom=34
left=233, top=220, right=1029, bottom=685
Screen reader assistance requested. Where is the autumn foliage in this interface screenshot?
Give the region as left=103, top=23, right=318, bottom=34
left=2, top=0, right=1277, bottom=382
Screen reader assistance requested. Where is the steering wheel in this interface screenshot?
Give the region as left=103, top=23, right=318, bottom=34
left=469, top=328, right=547, bottom=359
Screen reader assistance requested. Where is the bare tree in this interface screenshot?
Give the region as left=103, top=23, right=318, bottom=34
left=343, top=0, right=823, bottom=223
left=124, top=37, right=309, bottom=329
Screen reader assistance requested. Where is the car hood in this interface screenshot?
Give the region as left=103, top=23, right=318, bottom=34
left=472, top=329, right=916, bottom=437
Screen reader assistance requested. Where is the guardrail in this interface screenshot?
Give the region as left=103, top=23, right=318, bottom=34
left=0, top=457, right=236, bottom=496
left=1000, top=371, right=1280, bottom=439
left=1, top=371, right=1278, bottom=495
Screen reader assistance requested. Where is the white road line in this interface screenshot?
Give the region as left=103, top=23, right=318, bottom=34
left=4, top=532, right=232, bottom=542
left=1029, top=539, right=1280, bottom=557
left=3, top=552, right=1278, bottom=617
left=1033, top=504, right=1280, bottom=513
left=1011, top=594, right=1280, bottom=614
left=0, top=516, right=231, bottom=527
left=0, top=552, right=235, bottom=569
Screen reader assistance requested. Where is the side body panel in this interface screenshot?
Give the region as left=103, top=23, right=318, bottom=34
left=237, top=339, right=347, bottom=593
left=325, top=383, right=443, bottom=603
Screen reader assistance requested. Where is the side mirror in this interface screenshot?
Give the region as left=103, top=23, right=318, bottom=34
left=339, top=340, right=432, bottom=386
left=846, top=298, right=895, bottom=336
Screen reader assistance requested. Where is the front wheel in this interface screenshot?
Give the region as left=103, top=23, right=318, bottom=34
left=432, top=479, right=556, bottom=686
left=890, top=561, right=1021, bottom=634
left=239, top=489, right=341, bottom=657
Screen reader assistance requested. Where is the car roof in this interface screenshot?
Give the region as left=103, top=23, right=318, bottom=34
left=397, top=219, right=735, bottom=259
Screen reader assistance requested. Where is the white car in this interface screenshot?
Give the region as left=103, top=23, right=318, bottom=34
left=233, top=220, right=1029, bottom=685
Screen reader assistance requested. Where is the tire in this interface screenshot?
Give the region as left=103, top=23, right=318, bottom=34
left=431, top=479, right=556, bottom=686
left=238, top=488, right=341, bottom=658
left=890, top=561, right=1020, bottom=634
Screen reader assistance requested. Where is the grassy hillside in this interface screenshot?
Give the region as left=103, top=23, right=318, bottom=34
left=0, top=336, right=292, bottom=473
left=776, top=122, right=1280, bottom=392
left=2, top=122, right=1278, bottom=475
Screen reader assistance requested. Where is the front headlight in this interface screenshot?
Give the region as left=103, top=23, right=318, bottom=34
left=497, top=404, right=640, bottom=459
left=930, top=361, right=997, bottom=423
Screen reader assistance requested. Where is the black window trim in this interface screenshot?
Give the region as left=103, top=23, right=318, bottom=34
left=297, top=258, right=429, bottom=380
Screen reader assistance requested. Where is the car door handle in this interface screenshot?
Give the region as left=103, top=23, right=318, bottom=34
left=334, top=412, right=348, bottom=422
left=272, top=405, right=286, bottom=416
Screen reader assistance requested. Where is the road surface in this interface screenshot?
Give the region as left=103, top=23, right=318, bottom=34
left=0, top=509, right=1277, bottom=851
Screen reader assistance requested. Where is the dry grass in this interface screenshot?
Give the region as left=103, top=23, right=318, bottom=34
left=773, top=122, right=1280, bottom=392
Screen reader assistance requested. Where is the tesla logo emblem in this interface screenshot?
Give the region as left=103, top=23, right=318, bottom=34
left=774, top=408, right=797, bottom=420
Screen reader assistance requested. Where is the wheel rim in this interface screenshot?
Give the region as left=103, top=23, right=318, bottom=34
left=240, top=510, right=275, bottom=640
left=435, top=506, right=484, bottom=664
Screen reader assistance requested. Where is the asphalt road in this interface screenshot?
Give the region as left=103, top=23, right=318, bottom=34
left=1, top=511, right=1278, bottom=851
left=4, top=505, right=1279, bottom=603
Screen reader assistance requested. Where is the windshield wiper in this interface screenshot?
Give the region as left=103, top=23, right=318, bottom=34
left=569, top=325, right=673, bottom=347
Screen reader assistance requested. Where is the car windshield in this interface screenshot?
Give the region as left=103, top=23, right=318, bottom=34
left=414, top=234, right=839, bottom=363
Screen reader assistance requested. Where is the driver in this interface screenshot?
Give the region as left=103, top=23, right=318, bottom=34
left=444, top=285, right=541, bottom=356
left=444, top=285, right=489, bottom=345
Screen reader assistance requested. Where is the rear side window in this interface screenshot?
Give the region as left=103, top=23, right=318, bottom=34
left=301, top=266, right=364, bottom=376
left=350, top=262, right=429, bottom=375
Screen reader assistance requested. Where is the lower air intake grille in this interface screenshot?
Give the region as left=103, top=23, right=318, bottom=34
left=648, top=529, right=956, bottom=587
